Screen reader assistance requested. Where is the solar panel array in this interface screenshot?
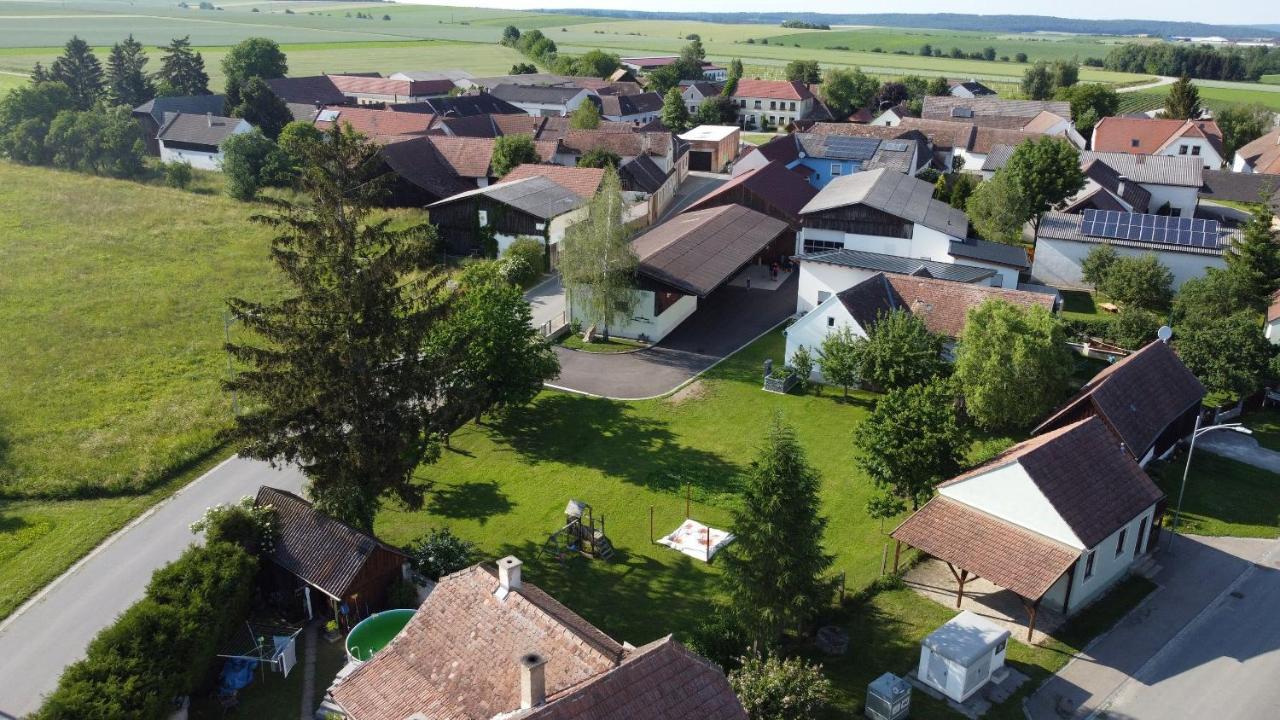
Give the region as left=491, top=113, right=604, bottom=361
left=821, top=135, right=881, bottom=161
left=882, top=141, right=910, bottom=152
left=1080, top=209, right=1220, bottom=249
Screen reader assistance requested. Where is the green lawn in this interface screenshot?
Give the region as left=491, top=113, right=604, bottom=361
left=189, top=625, right=348, bottom=719
left=1135, top=83, right=1280, bottom=112
left=1241, top=408, right=1280, bottom=453
left=741, top=131, right=782, bottom=145
left=559, top=334, right=649, bottom=353
left=1059, top=289, right=1116, bottom=323
left=1147, top=452, right=1280, bottom=538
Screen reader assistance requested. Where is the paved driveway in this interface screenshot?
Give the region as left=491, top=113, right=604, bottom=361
left=1026, top=534, right=1280, bottom=719
left=1197, top=431, right=1280, bottom=474
left=550, top=273, right=796, bottom=399
left=0, top=457, right=304, bottom=719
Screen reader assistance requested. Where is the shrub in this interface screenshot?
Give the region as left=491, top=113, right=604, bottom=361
left=729, top=653, right=832, bottom=720
left=790, top=345, right=814, bottom=393
left=405, top=527, right=475, bottom=580
left=163, top=161, right=192, bottom=189
left=683, top=604, right=750, bottom=671
left=385, top=579, right=419, bottom=609
left=501, top=237, right=547, bottom=287
left=189, top=495, right=277, bottom=553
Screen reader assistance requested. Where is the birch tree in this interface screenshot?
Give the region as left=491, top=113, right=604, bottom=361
left=559, top=168, right=638, bottom=339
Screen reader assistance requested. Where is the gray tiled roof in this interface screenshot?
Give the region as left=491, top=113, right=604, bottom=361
left=983, top=146, right=1204, bottom=188
left=923, top=96, right=1070, bottom=120
left=156, top=112, right=244, bottom=148
left=618, top=153, right=669, bottom=194
left=429, top=176, right=588, bottom=220
left=133, top=93, right=226, bottom=125
left=489, top=83, right=586, bottom=105
left=800, top=168, right=969, bottom=238
left=863, top=141, right=915, bottom=174
left=948, top=238, right=1030, bottom=268
left=1037, top=211, right=1235, bottom=256
left=797, top=248, right=996, bottom=283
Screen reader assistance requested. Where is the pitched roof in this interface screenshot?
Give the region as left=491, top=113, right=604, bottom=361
left=1077, top=151, right=1204, bottom=188
left=836, top=272, right=1054, bottom=338
left=940, top=417, right=1165, bottom=548
left=971, top=126, right=1045, bottom=155
left=430, top=176, right=588, bottom=220
left=800, top=167, right=969, bottom=238
left=922, top=96, right=1071, bottom=122
left=1092, top=116, right=1223, bottom=156
left=1036, top=211, right=1234, bottom=257
left=489, top=83, right=588, bottom=105
left=254, top=486, right=407, bottom=600
left=133, top=93, right=226, bottom=125
left=1022, top=110, right=1071, bottom=134
left=389, top=92, right=525, bottom=117
left=558, top=129, right=670, bottom=158
left=897, top=117, right=977, bottom=150
left=618, top=153, right=669, bottom=193
left=687, top=160, right=818, bottom=222
left=314, top=106, right=437, bottom=142
left=632, top=204, right=790, bottom=297
left=526, top=636, right=746, bottom=720
left=950, top=79, right=997, bottom=96
left=329, top=73, right=455, bottom=98
left=422, top=135, right=556, bottom=178
left=1080, top=158, right=1153, bottom=212
left=156, top=112, right=243, bottom=148
left=265, top=75, right=346, bottom=106
left=682, top=81, right=723, bottom=97
left=948, top=237, right=1031, bottom=268
left=379, top=137, right=473, bottom=200
left=1199, top=169, right=1280, bottom=209
left=597, top=91, right=663, bottom=117
left=795, top=132, right=881, bottom=162
left=1235, top=127, right=1280, bottom=174
left=892, top=496, right=1079, bottom=600
left=797, top=249, right=997, bottom=284
left=1034, top=340, right=1206, bottom=458
left=731, top=79, right=814, bottom=101
left=331, top=564, right=624, bottom=720
left=499, top=163, right=604, bottom=198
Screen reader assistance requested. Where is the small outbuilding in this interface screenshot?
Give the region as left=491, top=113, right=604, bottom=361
left=679, top=125, right=741, bottom=172
left=918, top=611, right=1009, bottom=703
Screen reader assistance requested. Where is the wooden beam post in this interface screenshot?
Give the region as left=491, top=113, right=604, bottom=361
left=685, top=483, right=691, bottom=519
left=1026, top=599, right=1040, bottom=643
left=893, top=540, right=902, bottom=573
left=955, top=569, right=969, bottom=608
left=945, top=562, right=962, bottom=584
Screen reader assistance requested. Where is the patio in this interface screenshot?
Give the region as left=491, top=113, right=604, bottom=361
left=903, top=558, right=1068, bottom=645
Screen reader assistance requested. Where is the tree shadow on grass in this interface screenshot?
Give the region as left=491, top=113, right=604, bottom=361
left=489, top=394, right=742, bottom=499
left=428, top=481, right=513, bottom=525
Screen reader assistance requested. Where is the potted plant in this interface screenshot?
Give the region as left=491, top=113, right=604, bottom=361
left=324, top=619, right=341, bottom=642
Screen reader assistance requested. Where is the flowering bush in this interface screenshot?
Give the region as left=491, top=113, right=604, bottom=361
left=190, top=495, right=278, bottom=554
left=404, top=527, right=475, bottom=580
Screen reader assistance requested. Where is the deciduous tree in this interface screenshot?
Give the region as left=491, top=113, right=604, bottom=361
left=729, top=653, right=832, bottom=720
left=1099, top=253, right=1174, bottom=311
left=965, top=172, right=1031, bottom=244
left=1215, top=104, right=1273, bottom=159
left=1176, top=311, right=1275, bottom=401
left=1003, top=136, right=1085, bottom=232
left=817, top=326, right=861, bottom=397
left=230, top=76, right=292, bottom=139
left=854, top=378, right=965, bottom=509
left=577, top=147, right=620, bottom=169
left=1021, top=62, right=1055, bottom=100
left=221, top=37, right=287, bottom=110
left=560, top=168, right=638, bottom=337
left=569, top=99, right=601, bottom=129
left=784, top=59, right=822, bottom=84
left=695, top=94, right=739, bottom=125
left=660, top=87, right=691, bottom=133
left=820, top=67, right=880, bottom=117
left=856, top=309, right=945, bottom=390
left=490, top=134, right=540, bottom=177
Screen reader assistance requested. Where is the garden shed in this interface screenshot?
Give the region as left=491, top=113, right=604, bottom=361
left=917, top=610, right=1009, bottom=703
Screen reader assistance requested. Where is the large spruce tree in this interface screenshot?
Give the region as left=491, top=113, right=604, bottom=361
left=105, top=34, right=155, bottom=108
left=156, top=36, right=211, bottom=96
left=224, top=125, right=458, bottom=532
left=49, top=36, right=103, bottom=110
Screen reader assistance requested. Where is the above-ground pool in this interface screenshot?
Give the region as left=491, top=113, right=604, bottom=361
left=346, top=609, right=414, bottom=663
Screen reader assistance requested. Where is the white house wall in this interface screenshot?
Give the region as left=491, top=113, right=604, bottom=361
left=795, top=262, right=879, bottom=313
left=783, top=298, right=865, bottom=382
left=1142, top=183, right=1199, bottom=217
left=938, top=462, right=1085, bottom=548
left=572, top=289, right=697, bottom=343
left=1062, top=505, right=1157, bottom=613
left=1032, top=236, right=1226, bottom=290
left=797, top=225, right=955, bottom=263
left=159, top=146, right=223, bottom=170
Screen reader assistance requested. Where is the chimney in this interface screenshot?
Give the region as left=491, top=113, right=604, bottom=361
left=495, top=556, right=522, bottom=600
left=519, top=653, right=547, bottom=709
left=206, top=111, right=213, bottom=127
left=1116, top=174, right=1127, bottom=198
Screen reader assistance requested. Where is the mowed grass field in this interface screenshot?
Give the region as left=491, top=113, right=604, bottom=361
left=769, top=26, right=1145, bottom=62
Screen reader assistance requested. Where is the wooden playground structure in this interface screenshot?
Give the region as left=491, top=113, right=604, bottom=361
left=541, top=499, right=615, bottom=561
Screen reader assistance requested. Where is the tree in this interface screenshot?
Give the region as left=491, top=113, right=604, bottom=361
left=695, top=94, right=738, bottom=125
left=44, top=105, right=146, bottom=177
left=1224, top=204, right=1280, bottom=307
left=817, top=326, right=861, bottom=397
left=919, top=44, right=933, bottom=57
left=965, top=171, right=1031, bottom=244
left=404, top=527, right=476, bottom=580
left=577, top=147, right=620, bottom=169
left=646, top=64, right=682, bottom=96
left=1177, top=312, right=1275, bottom=401
left=490, top=134, right=540, bottom=177
left=501, top=25, right=521, bottom=46
left=0, top=81, right=75, bottom=164
left=947, top=173, right=976, bottom=210
left=1164, top=76, right=1201, bottom=120
left=221, top=129, right=285, bottom=200
left=729, top=653, right=832, bottom=720
left=573, top=49, right=620, bottom=78
left=857, top=309, right=945, bottom=390
left=230, top=76, right=292, bottom=139
left=1173, top=267, right=1252, bottom=327
left=876, top=81, right=908, bottom=109
left=1021, top=62, right=1055, bottom=100
left=1003, top=137, right=1084, bottom=232
left=104, top=35, right=154, bottom=108
left=954, top=300, right=1073, bottom=430
left=224, top=125, right=458, bottom=532
left=673, top=38, right=707, bottom=80
left=1057, top=83, right=1118, bottom=137
left=1099, top=254, right=1174, bottom=311
left=276, top=119, right=323, bottom=173
left=927, top=76, right=950, bottom=96
left=820, top=67, right=880, bottom=117
left=722, top=58, right=743, bottom=97
left=1216, top=104, right=1273, bottom=159
left=155, top=36, right=211, bottom=96
left=431, top=263, right=559, bottom=433
left=568, top=99, right=601, bottom=129
left=784, top=59, right=822, bottom=84
left=221, top=37, right=287, bottom=110
left=790, top=344, right=815, bottom=393
left=510, top=62, right=538, bottom=75
left=855, top=378, right=965, bottom=509
left=1015, top=52, right=1029, bottom=63
left=720, top=417, right=832, bottom=646
left=983, top=46, right=998, bottom=62
left=560, top=168, right=638, bottom=337
left=660, top=87, right=691, bottom=133
left=1081, top=244, right=1119, bottom=289
left=1111, top=306, right=1163, bottom=349
left=1051, top=60, right=1079, bottom=88
left=49, top=36, right=103, bottom=110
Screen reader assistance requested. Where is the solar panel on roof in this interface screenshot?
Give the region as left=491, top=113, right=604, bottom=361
left=882, top=141, right=910, bottom=152
left=1080, top=208, right=1219, bottom=248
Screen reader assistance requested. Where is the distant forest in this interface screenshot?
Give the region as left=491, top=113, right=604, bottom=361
left=1105, top=43, right=1280, bottom=81
left=536, top=10, right=1278, bottom=40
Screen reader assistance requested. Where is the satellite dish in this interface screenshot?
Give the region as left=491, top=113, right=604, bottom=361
left=1157, top=325, right=1173, bottom=343
left=798, top=151, right=807, bottom=159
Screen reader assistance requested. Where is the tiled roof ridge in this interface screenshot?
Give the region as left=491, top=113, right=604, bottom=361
left=937, top=417, right=1091, bottom=488
left=476, top=565, right=626, bottom=661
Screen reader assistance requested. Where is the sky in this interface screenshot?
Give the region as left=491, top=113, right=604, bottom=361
left=438, top=1, right=1278, bottom=27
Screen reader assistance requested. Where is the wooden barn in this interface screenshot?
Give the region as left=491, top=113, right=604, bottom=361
left=254, top=486, right=410, bottom=622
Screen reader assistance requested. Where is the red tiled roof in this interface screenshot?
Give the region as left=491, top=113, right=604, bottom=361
left=897, top=117, right=977, bottom=150
left=839, top=273, right=1053, bottom=339
left=1033, top=340, right=1205, bottom=460
left=1092, top=117, right=1223, bottom=156
left=499, top=164, right=604, bottom=198
left=424, top=136, right=557, bottom=178
left=892, top=496, right=1080, bottom=600
left=314, top=106, right=437, bottom=142
left=1235, top=128, right=1280, bottom=174
left=558, top=129, right=670, bottom=158
left=732, top=79, right=814, bottom=101
left=329, top=74, right=454, bottom=97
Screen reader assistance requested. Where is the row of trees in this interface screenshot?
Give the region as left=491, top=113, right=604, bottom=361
left=1105, top=42, right=1280, bottom=83
left=500, top=27, right=624, bottom=80
left=1020, top=59, right=1079, bottom=100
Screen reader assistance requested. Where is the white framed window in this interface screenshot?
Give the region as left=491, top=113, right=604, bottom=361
left=1083, top=550, right=1096, bottom=580
left=1179, top=145, right=1189, bottom=155
left=803, top=238, right=844, bottom=253
left=1192, top=146, right=1201, bottom=156
left=831, top=164, right=843, bottom=176
left=1115, top=528, right=1127, bottom=557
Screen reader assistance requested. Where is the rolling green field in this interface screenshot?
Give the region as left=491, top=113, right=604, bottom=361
left=1133, top=83, right=1280, bottom=112
left=769, top=26, right=1146, bottom=63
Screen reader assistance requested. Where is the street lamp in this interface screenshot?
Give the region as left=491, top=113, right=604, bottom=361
left=1166, top=414, right=1252, bottom=549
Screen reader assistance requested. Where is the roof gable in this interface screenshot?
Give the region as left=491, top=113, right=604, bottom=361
left=500, top=163, right=604, bottom=198
left=800, top=168, right=970, bottom=237
left=939, top=458, right=1085, bottom=548
left=1235, top=128, right=1280, bottom=174
left=1093, top=116, right=1223, bottom=156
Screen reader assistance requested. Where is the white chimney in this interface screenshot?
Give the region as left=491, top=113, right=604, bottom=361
left=206, top=111, right=213, bottom=127
left=519, top=653, right=547, bottom=709
left=1116, top=174, right=1127, bottom=198
left=495, top=556, right=522, bottom=600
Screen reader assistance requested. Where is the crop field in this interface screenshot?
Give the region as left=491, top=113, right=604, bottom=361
left=769, top=26, right=1146, bottom=63
left=1131, top=83, right=1280, bottom=112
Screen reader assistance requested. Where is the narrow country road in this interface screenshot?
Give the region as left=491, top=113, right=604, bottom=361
left=1117, top=75, right=1175, bottom=93
left=0, top=456, right=304, bottom=719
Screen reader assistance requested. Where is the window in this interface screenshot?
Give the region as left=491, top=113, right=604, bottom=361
left=754, top=100, right=761, bottom=109
left=803, top=238, right=845, bottom=253
left=831, top=164, right=843, bottom=176
left=1115, top=528, right=1127, bottom=557
left=770, top=101, right=777, bottom=110
left=1130, top=138, right=1139, bottom=148
left=1083, top=551, right=1096, bottom=580
left=827, top=316, right=836, bottom=327
left=1137, top=517, right=1148, bottom=554
left=790, top=102, right=797, bottom=111
left=1179, top=145, right=1189, bottom=155
left=1192, top=146, right=1201, bottom=156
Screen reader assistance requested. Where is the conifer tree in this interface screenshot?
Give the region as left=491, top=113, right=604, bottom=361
left=1164, top=76, right=1201, bottom=120
left=1225, top=203, right=1280, bottom=309
left=156, top=36, right=211, bottom=96
left=49, top=36, right=103, bottom=110
left=105, top=35, right=155, bottom=107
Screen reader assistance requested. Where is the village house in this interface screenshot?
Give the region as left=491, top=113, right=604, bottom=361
left=313, top=106, right=440, bottom=143
left=892, top=416, right=1166, bottom=638
left=687, top=160, right=818, bottom=249
left=619, top=55, right=728, bottom=81
left=1092, top=116, right=1224, bottom=170
left=732, top=79, right=816, bottom=130
left=488, top=84, right=595, bottom=117
left=327, top=558, right=745, bottom=720
left=555, top=129, right=685, bottom=175
left=681, top=80, right=724, bottom=113
left=1058, top=157, right=1154, bottom=214
left=386, top=92, right=526, bottom=118
left=735, top=128, right=930, bottom=185
left=265, top=75, right=348, bottom=108
left=1231, top=127, right=1280, bottom=174
left=326, top=74, right=458, bottom=105
left=949, top=79, right=998, bottom=98
left=796, top=168, right=1030, bottom=288
left=870, top=103, right=918, bottom=127
left=595, top=91, right=664, bottom=125
left=132, top=94, right=227, bottom=155
left=156, top=112, right=251, bottom=170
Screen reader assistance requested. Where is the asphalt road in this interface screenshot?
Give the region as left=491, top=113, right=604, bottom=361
left=0, top=456, right=304, bottom=719
left=1101, top=554, right=1280, bottom=719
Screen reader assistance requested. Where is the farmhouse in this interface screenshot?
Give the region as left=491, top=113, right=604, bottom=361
left=1033, top=339, right=1206, bottom=466
left=870, top=103, right=918, bottom=127
left=736, top=129, right=930, bottom=184
left=489, top=84, right=595, bottom=117
left=921, top=96, right=1072, bottom=129
left=688, top=160, right=817, bottom=237
left=327, top=73, right=457, bottom=105
left=595, top=91, right=664, bottom=124
left=791, top=249, right=1001, bottom=315
left=797, top=168, right=1028, bottom=288
left=1232, top=127, right=1280, bottom=174
left=313, top=106, right=439, bottom=143
left=732, top=79, right=816, bottom=130
left=387, top=92, right=525, bottom=118
left=1091, top=116, right=1224, bottom=170
left=132, top=94, right=226, bottom=155
left=893, top=416, right=1166, bottom=636
left=1059, top=158, right=1154, bottom=214
left=428, top=172, right=594, bottom=260
left=156, top=112, right=251, bottom=170
left=619, top=55, right=727, bottom=81
left=1033, top=209, right=1235, bottom=290
left=328, top=559, right=745, bottom=720
left=265, top=75, right=347, bottom=107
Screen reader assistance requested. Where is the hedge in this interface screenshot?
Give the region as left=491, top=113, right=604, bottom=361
left=33, top=542, right=257, bottom=720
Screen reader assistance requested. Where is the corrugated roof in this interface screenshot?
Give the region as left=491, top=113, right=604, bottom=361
left=797, top=249, right=996, bottom=283
left=1076, top=151, right=1204, bottom=188
left=800, top=167, right=969, bottom=238
left=632, top=204, right=789, bottom=297
left=490, top=83, right=588, bottom=105
left=688, top=160, right=818, bottom=222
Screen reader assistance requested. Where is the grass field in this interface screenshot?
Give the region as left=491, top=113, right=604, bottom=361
left=768, top=26, right=1144, bottom=63
left=1148, top=453, right=1280, bottom=538
left=1129, top=78, right=1280, bottom=113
